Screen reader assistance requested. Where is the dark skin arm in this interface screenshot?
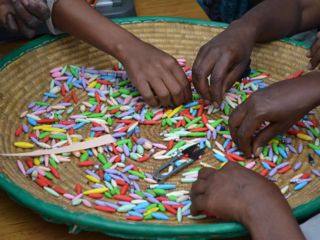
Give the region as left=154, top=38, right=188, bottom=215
left=52, top=0, right=192, bottom=107
left=229, top=71, right=320, bottom=157
left=191, top=163, right=305, bottom=240
left=192, top=0, right=320, bottom=106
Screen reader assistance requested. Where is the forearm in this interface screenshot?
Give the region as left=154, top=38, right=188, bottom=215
left=242, top=189, right=305, bottom=240
left=229, top=0, right=320, bottom=43
left=51, top=0, right=138, bottom=62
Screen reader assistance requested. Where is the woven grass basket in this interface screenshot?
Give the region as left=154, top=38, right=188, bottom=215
left=0, top=17, right=320, bottom=240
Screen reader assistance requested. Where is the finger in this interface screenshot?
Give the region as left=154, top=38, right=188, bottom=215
left=310, top=48, right=320, bottom=70
left=210, top=54, right=234, bottom=105
left=190, top=194, right=206, bottom=216
left=12, top=0, right=41, bottom=28
left=191, top=179, right=207, bottom=197
left=162, top=69, right=185, bottom=106
left=15, top=17, right=36, bottom=38
left=5, top=13, right=18, bottom=32
left=149, top=79, right=171, bottom=107
left=237, top=112, right=263, bottom=157
left=23, top=0, right=50, bottom=20
left=221, top=62, right=248, bottom=97
left=198, top=167, right=216, bottom=180
left=252, top=122, right=286, bottom=156
left=135, top=80, right=159, bottom=107
left=310, top=37, right=320, bottom=58
left=170, top=64, right=192, bottom=103
left=192, top=47, right=215, bottom=101
left=229, top=103, right=248, bottom=145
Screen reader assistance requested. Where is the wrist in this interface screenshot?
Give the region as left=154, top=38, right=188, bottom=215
left=241, top=188, right=304, bottom=240
left=298, top=71, right=320, bottom=107
left=228, top=19, right=258, bottom=44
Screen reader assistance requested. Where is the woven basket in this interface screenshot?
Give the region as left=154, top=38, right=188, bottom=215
left=0, top=17, right=319, bottom=240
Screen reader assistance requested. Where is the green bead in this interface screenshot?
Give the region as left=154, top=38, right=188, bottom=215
left=158, top=203, right=166, bottom=212
left=102, top=162, right=112, bottom=170
left=128, top=170, right=145, bottom=179
left=134, top=190, right=145, bottom=198
left=153, top=188, right=167, bottom=196
left=39, top=132, right=50, bottom=139
left=45, top=172, right=54, bottom=180
left=168, top=195, right=177, bottom=202
left=49, top=158, right=58, bottom=169
left=144, top=214, right=153, bottom=220
left=146, top=189, right=156, bottom=197
left=98, top=153, right=107, bottom=165
left=118, top=80, right=130, bottom=87
left=146, top=203, right=158, bottom=210
left=80, top=152, right=89, bottom=162
left=104, top=192, right=112, bottom=199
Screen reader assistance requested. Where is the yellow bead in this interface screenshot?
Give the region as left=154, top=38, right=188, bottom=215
left=297, top=133, right=313, bottom=141
left=33, top=125, right=52, bottom=130
left=83, top=188, right=108, bottom=195
left=14, top=142, right=34, bottom=149
left=88, top=81, right=97, bottom=88
left=33, top=158, right=41, bottom=166
left=163, top=109, right=172, bottom=118
left=167, top=105, right=183, bottom=118
left=268, top=139, right=279, bottom=145
left=86, top=175, right=100, bottom=183
left=143, top=207, right=159, bottom=216
left=41, top=127, right=66, bottom=133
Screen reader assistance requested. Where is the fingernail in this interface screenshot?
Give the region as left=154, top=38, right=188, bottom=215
left=6, top=14, right=18, bottom=32
left=308, top=62, right=312, bottom=70
left=213, top=101, right=219, bottom=108
left=254, top=147, right=262, bottom=157
left=306, top=50, right=311, bottom=57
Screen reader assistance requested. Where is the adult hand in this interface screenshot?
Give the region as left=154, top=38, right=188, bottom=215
left=11, top=0, right=50, bottom=38
left=229, top=72, right=320, bottom=157
left=121, top=40, right=192, bottom=107
left=192, top=22, right=254, bottom=105
left=191, top=163, right=305, bottom=240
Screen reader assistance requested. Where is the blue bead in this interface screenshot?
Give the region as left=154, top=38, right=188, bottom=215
left=27, top=117, right=37, bottom=126
left=214, top=153, right=228, bottom=162
left=151, top=212, right=169, bottom=220
left=261, top=161, right=271, bottom=170
left=294, top=181, right=309, bottom=191
left=133, top=202, right=149, bottom=210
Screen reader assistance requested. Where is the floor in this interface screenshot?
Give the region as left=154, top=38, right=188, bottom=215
left=0, top=1, right=248, bottom=240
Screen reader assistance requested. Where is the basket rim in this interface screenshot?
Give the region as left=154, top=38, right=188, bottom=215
left=0, top=16, right=317, bottom=239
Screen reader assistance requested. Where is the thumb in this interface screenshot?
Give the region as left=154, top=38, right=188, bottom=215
left=252, top=122, right=285, bottom=156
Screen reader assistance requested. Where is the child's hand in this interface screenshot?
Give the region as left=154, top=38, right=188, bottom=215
left=229, top=72, right=320, bottom=157
left=191, top=163, right=305, bottom=240
left=307, top=31, right=320, bottom=69
left=121, top=41, right=192, bottom=107
left=10, top=0, right=50, bottom=38
left=192, top=23, right=254, bottom=105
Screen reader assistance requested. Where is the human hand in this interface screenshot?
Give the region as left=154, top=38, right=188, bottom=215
left=191, top=163, right=305, bottom=240
left=10, top=0, right=50, bottom=38
left=120, top=40, right=192, bottom=107
left=192, top=22, right=254, bottom=106
left=307, top=31, right=320, bottom=69
left=0, top=0, right=15, bottom=30
left=190, top=163, right=284, bottom=222
left=229, top=72, right=320, bottom=157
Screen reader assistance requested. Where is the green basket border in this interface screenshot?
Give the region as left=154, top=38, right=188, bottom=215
left=0, top=16, right=317, bottom=239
